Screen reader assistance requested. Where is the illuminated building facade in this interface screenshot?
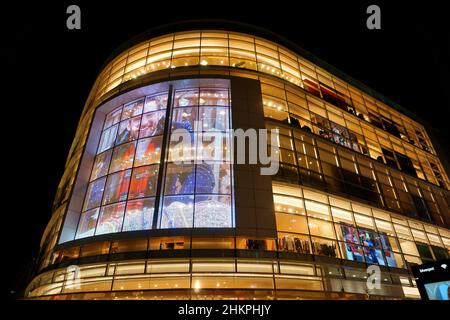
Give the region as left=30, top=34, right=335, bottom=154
left=26, top=23, right=450, bottom=300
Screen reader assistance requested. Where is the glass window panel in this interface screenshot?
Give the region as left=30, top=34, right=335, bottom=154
left=363, top=247, right=386, bottom=265
left=113, top=263, right=145, bottom=276
left=416, top=242, right=433, bottom=261
left=427, top=233, right=443, bottom=247
left=168, top=132, right=197, bottom=163
left=194, top=195, right=232, bottom=227
left=128, top=165, right=159, bottom=199
left=318, top=149, right=337, bottom=165
left=229, top=39, right=255, bottom=51
left=195, top=162, right=231, bottom=194
left=394, top=224, right=413, bottom=240
left=144, top=93, right=168, bottom=113
left=121, top=99, right=144, bottom=120
left=123, top=198, right=155, bottom=231
left=102, top=169, right=131, bottom=205
left=431, top=245, right=449, bottom=260
left=384, top=236, right=401, bottom=253
left=339, top=242, right=365, bottom=263
left=372, top=209, right=389, bottom=220
left=134, top=137, right=162, bottom=167
left=336, top=224, right=359, bottom=243
left=311, top=237, right=339, bottom=258
left=76, top=208, right=100, bottom=239
left=354, top=214, right=374, bottom=229
left=139, top=110, right=166, bottom=138
left=98, top=125, right=118, bottom=154
left=279, top=263, right=315, bottom=276
left=116, top=116, right=141, bottom=145
left=96, top=202, right=126, bottom=235
left=261, top=83, right=285, bottom=98
left=171, top=107, right=198, bottom=131
left=272, top=183, right=302, bottom=197
left=197, top=132, right=231, bottom=162
left=412, top=229, right=428, bottom=243
left=274, top=195, right=305, bottom=215
left=277, top=233, right=311, bottom=254
left=399, top=239, right=420, bottom=256
left=110, top=239, right=148, bottom=253
left=408, top=220, right=424, bottom=230
left=358, top=228, right=381, bottom=248
left=104, top=107, right=122, bottom=129
left=90, top=150, right=112, bottom=181
left=440, top=237, right=450, bottom=251
left=199, top=107, right=229, bottom=131
left=109, top=142, right=136, bottom=173
left=174, top=89, right=199, bottom=107
left=375, top=219, right=395, bottom=236
left=276, top=213, right=308, bottom=234
left=173, top=38, right=200, bottom=49
left=331, top=207, right=354, bottom=224
left=279, top=148, right=296, bottom=165
left=305, top=200, right=330, bottom=219
left=329, top=197, right=351, bottom=210
left=424, top=224, right=438, bottom=234
left=160, top=195, right=194, bottom=228
left=308, top=218, right=335, bottom=238
left=83, top=177, right=106, bottom=211
left=303, top=189, right=327, bottom=203
left=263, top=96, right=288, bottom=121
left=164, top=164, right=196, bottom=195
left=199, top=89, right=229, bottom=106
left=404, top=255, right=422, bottom=264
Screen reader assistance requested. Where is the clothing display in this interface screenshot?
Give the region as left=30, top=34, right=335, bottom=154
left=246, top=239, right=268, bottom=250
left=278, top=236, right=310, bottom=254
left=311, top=240, right=337, bottom=258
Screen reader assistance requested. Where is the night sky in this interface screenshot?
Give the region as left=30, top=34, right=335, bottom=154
left=6, top=1, right=450, bottom=298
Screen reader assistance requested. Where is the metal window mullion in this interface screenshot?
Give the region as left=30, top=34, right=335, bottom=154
left=152, top=85, right=175, bottom=229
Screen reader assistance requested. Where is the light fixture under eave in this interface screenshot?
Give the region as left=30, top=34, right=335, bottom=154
left=200, top=60, right=208, bottom=66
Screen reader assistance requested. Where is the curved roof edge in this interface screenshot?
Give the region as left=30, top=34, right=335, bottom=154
left=100, top=19, right=435, bottom=131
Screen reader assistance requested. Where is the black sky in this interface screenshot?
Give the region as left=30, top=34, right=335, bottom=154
left=5, top=1, right=450, bottom=298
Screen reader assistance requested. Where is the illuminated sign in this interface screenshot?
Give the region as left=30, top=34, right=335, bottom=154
left=411, top=259, right=450, bottom=300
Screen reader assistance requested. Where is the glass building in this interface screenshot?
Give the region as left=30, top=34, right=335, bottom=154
left=26, top=23, right=450, bottom=300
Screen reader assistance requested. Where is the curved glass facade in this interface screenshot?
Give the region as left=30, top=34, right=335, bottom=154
left=28, top=28, right=450, bottom=300
left=85, top=30, right=448, bottom=190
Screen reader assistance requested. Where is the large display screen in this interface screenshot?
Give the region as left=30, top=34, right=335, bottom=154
left=412, top=260, right=450, bottom=300
left=74, top=80, right=234, bottom=239
left=424, top=281, right=450, bottom=300
left=339, top=224, right=397, bottom=267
